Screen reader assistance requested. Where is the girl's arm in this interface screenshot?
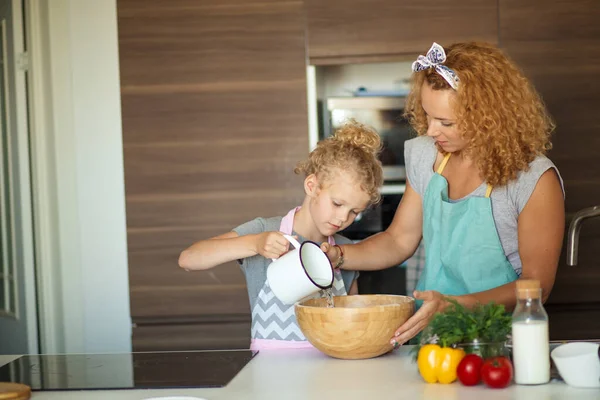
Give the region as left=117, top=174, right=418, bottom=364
left=323, top=180, right=424, bottom=271
left=178, top=230, right=293, bottom=271
left=392, top=169, right=565, bottom=345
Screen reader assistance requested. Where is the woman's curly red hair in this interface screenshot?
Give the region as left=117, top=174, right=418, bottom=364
left=405, top=42, right=555, bottom=187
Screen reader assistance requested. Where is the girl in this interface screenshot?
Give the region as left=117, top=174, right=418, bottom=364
left=179, top=120, right=383, bottom=350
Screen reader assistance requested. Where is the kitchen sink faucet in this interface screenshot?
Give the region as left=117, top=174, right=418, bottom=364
left=566, top=206, right=600, bottom=266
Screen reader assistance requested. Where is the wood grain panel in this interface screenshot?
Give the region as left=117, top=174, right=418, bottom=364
left=128, top=248, right=245, bottom=287
left=500, top=41, right=600, bottom=114
left=500, top=0, right=600, bottom=320
left=132, top=321, right=251, bottom=352
left=118, top=1, right=306, bottom=86
left=130, top=273, right=250, bottom=318
left=119, top=0, right=284, bottom=12
left=123, top=137, right=307, bottom=196
left=499, top=0, right=600, bottom=41
left=127, top=226, right=245, bottom=252
left=547, top=304, right=600, bottom=340
left=120, top=90, right=309, bottom=145
left=305, top=0, right=498, bottom=61
left=117, top=0, right=308, bottom=335
left=550, top=218, right=600, bottom=304
left=560, top=179, right=600, bottom=213
left=125, top=188, right=302, bottom=229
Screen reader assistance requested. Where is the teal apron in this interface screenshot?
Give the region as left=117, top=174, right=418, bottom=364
left=415, top=153, right=518, bottom=298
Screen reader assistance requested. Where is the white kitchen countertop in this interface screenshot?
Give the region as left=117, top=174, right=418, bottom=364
left=1, top=347, right=598, bottom=399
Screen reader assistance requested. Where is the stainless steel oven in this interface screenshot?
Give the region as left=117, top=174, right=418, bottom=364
left=323, top=96, right=413, bottom=186
left=320, top=96, right=415, bottom=295
left=320, top=96, right=413, bottom=237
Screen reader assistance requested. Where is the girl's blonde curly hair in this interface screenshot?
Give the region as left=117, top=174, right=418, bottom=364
left=295, top=119, right=383, bottom=205
left=405, top=42, right=555, bottom=187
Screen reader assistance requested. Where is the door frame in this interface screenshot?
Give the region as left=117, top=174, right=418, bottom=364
left=0, top=0, right=38, bottom=355
left=25, top=0, right=82, bottom=354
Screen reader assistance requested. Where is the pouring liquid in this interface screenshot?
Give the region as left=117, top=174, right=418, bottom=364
left=319, top=288, right=335, bottom=308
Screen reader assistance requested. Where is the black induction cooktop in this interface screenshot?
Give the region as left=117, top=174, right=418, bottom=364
left=0, top=350, right=257, bottom=391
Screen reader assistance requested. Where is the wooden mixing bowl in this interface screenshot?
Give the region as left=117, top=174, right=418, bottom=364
left=295, top=294, right=415, bottom=360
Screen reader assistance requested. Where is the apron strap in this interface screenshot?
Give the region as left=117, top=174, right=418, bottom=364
left=437, top=153, right=494, bottom=198
left=485, top=184, right=493, bottom=198
left=436, top=153, right=452, bottom=174
left=280, top=207, right=335, bottom=245
left=280, top=207, right=299, bottom=235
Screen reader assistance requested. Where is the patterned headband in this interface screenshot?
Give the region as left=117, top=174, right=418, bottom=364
left=411, top=42, right=460, bottom=90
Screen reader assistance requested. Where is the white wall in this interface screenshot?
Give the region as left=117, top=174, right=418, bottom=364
left=29, top=0, right=131, bottom=354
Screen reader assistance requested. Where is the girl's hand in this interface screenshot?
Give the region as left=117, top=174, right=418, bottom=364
left=255, top=231, right=293, bottom=259
left=390, top=290, right=448, bottom=348
left=320, top=242, right=341, bottom=265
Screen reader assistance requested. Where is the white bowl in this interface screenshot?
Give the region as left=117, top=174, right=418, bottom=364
left=551, top=342, right=600, bottom=388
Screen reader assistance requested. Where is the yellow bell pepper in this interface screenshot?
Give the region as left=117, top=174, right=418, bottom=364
left=417, top=344, right=466, bottom=384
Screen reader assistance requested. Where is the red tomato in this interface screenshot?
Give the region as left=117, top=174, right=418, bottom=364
left=456, top=354, right=484, bottom=386
left=481, top=356, right=513, bottom=389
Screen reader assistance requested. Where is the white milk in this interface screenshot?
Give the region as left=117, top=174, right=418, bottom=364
left=512, top=320, right=550, bottom=384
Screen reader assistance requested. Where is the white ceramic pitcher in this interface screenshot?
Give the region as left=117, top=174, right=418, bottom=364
left=266, top=234, right=334, bottom=305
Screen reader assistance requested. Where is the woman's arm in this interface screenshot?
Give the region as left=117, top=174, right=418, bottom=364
left=391, top=169, right=565, bottom=345
left=178, top=230, right=292, bottom=270
left=323, top=180, right=424, bottom=271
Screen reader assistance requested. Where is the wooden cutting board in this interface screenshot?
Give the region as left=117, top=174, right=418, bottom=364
left=0, top=383, right=30, bottom=400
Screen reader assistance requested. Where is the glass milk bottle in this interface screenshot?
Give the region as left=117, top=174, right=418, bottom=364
left=511, top=279, right=550, bottom=385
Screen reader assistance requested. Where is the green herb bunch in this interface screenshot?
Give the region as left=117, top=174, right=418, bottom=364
left=420, top=299, right=512, bottom=348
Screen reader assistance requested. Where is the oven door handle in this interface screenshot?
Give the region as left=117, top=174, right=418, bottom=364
left=379, top=184, right=406, bottom=195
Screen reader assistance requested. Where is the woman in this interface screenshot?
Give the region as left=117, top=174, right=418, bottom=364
left=321, top=42, right=565, bottom=347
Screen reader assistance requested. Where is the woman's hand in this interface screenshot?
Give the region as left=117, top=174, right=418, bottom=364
left=390, top=290, right=448, bottom=348
left=320, top=242, right=342, bottom=266
left=255, top=232, right=293, bottom=259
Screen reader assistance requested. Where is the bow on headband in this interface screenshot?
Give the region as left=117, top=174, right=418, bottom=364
left=411, top=42, right=460, bottom=90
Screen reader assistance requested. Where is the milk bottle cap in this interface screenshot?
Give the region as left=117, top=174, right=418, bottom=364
left=516, top=279, right=541, bottom=299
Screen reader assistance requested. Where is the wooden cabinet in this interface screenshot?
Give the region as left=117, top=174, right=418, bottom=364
left=305, top=0, right=499, bottom=64
left=500, top=0, right=600, bottom=340
left=117, top=0, right=309, bottom=351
